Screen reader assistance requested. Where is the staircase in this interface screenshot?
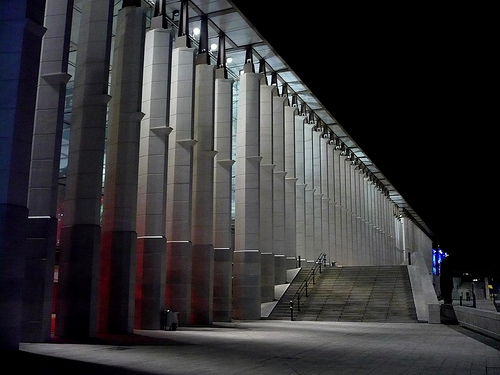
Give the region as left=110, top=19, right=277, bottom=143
left=268, top=265, right=418, bottom=323
left=265, top=266, right=315, bottom=320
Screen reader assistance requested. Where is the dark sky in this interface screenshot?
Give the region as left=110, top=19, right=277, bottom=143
left=231, top=1, right=497, bottom=271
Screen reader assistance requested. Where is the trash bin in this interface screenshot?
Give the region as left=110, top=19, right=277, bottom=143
left=164, top=310, right=179, bottom=331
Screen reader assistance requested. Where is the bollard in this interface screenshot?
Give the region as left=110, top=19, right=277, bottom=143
left=459, top=295, right=462, bottom=306
left=298, top=255, right=301, bottom=267
left=472, top=293, right=476, bottom=308
left=290, top=300, right=294, bottom=321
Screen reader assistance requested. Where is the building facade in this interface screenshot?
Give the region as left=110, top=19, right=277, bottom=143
left=0, top=0, right=433, bottom=351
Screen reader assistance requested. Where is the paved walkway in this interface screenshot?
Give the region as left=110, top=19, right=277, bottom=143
left=15, top=320, right=500, bottom=374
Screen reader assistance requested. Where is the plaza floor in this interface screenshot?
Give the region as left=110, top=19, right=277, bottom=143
left=14, top=320, right=500, bottom=374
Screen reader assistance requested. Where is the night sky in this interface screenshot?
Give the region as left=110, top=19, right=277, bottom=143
left=231, top=1, right=497, bottom=271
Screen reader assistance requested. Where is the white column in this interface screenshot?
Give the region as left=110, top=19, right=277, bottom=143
left=136, top=22, right=172, bottom=330
left=233, top=60, right=261, bottom=319
left=294, top=113, right=307, bottom=262
left=165, top=35, right=196, bottom=326
left=304, top=120, right=316, bottom=263
left=259, top=77, right=274, bottom=302
left=101, top=4, right=146, bottom=334
left=327, top=140, right=337, bottom=264
left=284, top=106, right=298, bottom=268
left=338, top=148, right=349, bottom=265
left=320, top=131, right=330, bottom=261
left=25, top=0, right=72, bottom=342
left=272, top=94, right=286, bottom=282
left=213, top=68, right=234, bottom=322
left=191, top=55, right=216, bottom=325
left=312, top=127, right=323, bottom=260
left=57, top=0, right=113, bottom=339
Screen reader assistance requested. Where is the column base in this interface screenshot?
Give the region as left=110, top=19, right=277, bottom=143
left=166, top=241, right=192, bottom=326
left=136, top=236, right=166, bottom=330
left=0, top=204, right=29, bottom=351
left=191, top=244, right=214, bottom=325
left=57, top=224, right=100, bottom=339
left=274, top=254, right=286, bottom=284
left=23, top=216, right=57, bottom=342
left=286, top=256, right=297, bottom=270
left=213, top=248, right=232, bottom=322
left=233, top=250, right=261, bottom=320
left=261, top=253, right=275, bottom=302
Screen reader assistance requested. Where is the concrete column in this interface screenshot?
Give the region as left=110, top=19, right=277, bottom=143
left=24, top=0, right=73, bottom=342
left=213, top=64, right=234, bottom=322
left=0, top=0, right=46, bottom=351
left=294, top=114, right=307, bottom=261
left=304, top=120, right=315, bottom=263
left=261, top=253, right=274, bottom=302
left=191, top=23, right=216, bottom=324
left=259, top=71, right=274, bottom=302
left=57, top=0, right=113, bottom=339
left=344, top=155, right=353, bottom=265
left=284, top=106, right=297, bottom=268
left=327, top=139, right=337, bottom=264
left=272, top=94, right=286, bottom=281
left=332, top=147, right=343, bottom=265
left=272, top=96, right=286, bottom=253
left=135, top=20, right=172, bottom=330
left=213, top=247, right=232, bottom=321
left=233, top=57, right=261, bottom=319
left=320, top=132, right=330, bottom=262
left=338, top=148, right=349, bottom=265
left=312, top=127, right=323, bottom=260
left=165, top=33, right=196, bottom=326
left=100, top=3, right=146, bottom=334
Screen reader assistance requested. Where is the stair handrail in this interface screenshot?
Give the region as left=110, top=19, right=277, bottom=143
left=289, top=253, right=327, bottom=320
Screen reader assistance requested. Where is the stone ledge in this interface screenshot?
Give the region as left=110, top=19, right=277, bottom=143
left=453, top=305, right=500, bottom=341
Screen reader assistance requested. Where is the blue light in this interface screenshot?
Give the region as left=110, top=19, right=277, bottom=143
left=432, top=247, right=448, bottom=275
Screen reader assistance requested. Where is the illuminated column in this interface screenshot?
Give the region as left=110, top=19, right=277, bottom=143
left=57, top=0, right=113, bottom=339
left=100, top=1, right=146, bottom=334
left=360, top=169, right=369, bottom=264
left=284, top=102, right=298, bottom=268
left=303, top=114, right=316, bottom=263
left=0, top=0, right=46, bottom=350
left=24, top=0, right=72, bottom=342
left=233, top=49, right=261, bottom=320
left=213, top=33, right=233, bottom=322
left=344, top=151, right=354, bottom=265
left=312, top=125, right=323, bottom=260
left=191, top=16, right=216, bottom=325
left=327, top=136, right=337, bottom=264
left=332, top=140, right=343, bottom=264
left=294, top=110, right=307, bottom=261
left=272, top=82, right=287, bottom=283
left=135, top=12, right=172, bottom=330
left=319, top=127, right=330, bottom=262
left=165, top=0, right=196, bottom=326
left=348, top=159, right=358, bottom=264
left=338, top=146, right=349, bottom=265
left=259, top=63, right=275, bottom=302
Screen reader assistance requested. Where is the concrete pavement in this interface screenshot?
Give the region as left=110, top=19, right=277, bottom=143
left=15, top=320, right=500, bottom=374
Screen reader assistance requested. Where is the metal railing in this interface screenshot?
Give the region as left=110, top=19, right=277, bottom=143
left=289, top=253, right=328, bottom=321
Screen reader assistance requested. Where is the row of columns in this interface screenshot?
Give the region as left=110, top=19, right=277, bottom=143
left=0, top=0, right=435, bottom=350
